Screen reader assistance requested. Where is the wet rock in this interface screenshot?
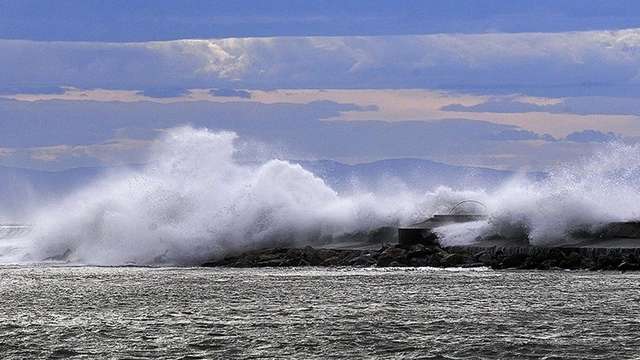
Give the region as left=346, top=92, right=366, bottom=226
left=348, top=254, right=378, bottom=267
left=405, top=244, right=428, bottom=260
left=476, top=251, right=493, bottom=266
left=377, top=246, right=407, bottom=267
left=441, top=253, right=464, bottom=267
left=230, top=251, right=260, bottom=267
left=388, top=261, right=407, bottom=267
left=537, top=259, right=558, bottom=270
left=581, top=257, right=596, bottom=270
left=321, top=256, right=340, bottom=266
left=461, top=262, right=486, bottom=268
left=564, top=252, right=583, bottom=269
left=336, top=250, right=363, bottom=266
left=521, top=254, right=544, bottom=270
left=257, top=251, right=287, bottom=263
left=597, top=254, right=616, bottom=270
left=546, top=248, right=569, bottom=263
left=428, top=252, right=444, bottom=266
left=307, top=248, right=339, bottom=265
left=496, top=253, right=529, bottom=269
left=202, top=243, right=640, bottom=271
left=409, top=256, right=430, bottom=267
left=618, top=260, right=640, bottom=271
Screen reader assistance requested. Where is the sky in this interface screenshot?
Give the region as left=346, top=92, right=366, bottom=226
left=2, top=1, right=640, bottom=171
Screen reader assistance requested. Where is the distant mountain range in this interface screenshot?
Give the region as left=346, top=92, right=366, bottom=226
left=1, top=158, right=545, bottom=205
left=0, top=158, right=546, bottom=223
left=0, top=165, right=108, bottom=220
left=294, top=158, right=545, bottom=193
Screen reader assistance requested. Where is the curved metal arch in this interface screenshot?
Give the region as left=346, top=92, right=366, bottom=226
left=448, top=200, right=487, bottom=215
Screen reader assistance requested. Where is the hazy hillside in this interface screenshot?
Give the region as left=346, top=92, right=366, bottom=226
left=0, top=159, right=544, bottom=221
left=295, top=158, right=544, bottom=193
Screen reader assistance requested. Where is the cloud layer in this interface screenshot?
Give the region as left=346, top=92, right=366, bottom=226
left=0, top=97, right=619, bottom=171
left=2, top=27, right=640, bottom=172
left=3, top=29, right=640, bottom=96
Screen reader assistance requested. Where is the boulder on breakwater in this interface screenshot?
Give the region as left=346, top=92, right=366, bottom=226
left=202, top=244, right=640, bottom=271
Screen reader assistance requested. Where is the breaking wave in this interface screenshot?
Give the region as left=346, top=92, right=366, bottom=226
left=436, top=142, right=640, bottom=246
left=0, top=127, right=471, bottom=265
left=1, top=126, right=640, bottom=265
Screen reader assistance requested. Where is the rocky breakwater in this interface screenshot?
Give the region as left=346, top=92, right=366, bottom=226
left=202, top=244, right=640, bottom=271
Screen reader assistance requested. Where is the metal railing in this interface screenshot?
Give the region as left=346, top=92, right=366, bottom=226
left=0, top=225, right=34, bottom=239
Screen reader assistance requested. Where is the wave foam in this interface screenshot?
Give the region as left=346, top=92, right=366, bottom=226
left=3, top=127, right=639, bottom=265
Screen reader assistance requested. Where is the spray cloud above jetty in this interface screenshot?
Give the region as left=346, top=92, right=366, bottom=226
left=2, top=1, right=640, bottom=264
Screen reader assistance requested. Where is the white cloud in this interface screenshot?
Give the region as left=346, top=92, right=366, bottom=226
left=0, top=148, right=16, bottom=157
left=23, top=140, right=152, bottom=167
left=4, top=28, right=640, bottom=172
left=29, top=145, right=74, bottom=162
left=3, top=29, right=640, bottom=94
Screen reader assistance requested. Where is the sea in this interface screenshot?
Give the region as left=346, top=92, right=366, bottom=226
left=2, top=127, right=640, bottom=358
left=1, top=265, right=639, bottom=359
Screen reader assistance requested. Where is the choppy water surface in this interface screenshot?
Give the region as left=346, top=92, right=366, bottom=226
left=1, top=266, right=639, bottom=359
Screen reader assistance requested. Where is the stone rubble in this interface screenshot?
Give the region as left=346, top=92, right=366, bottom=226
left=202, top=243, right=640, bottom=271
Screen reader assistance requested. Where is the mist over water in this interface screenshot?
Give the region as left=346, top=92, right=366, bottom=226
left=0, top=127, right=451, bottom=265
left=2, top=127, right=640, bottom=265
left=436, top=142, right=640, bottom=246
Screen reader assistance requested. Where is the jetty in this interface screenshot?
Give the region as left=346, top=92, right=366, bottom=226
left=204, top=200, right=640, bottom=271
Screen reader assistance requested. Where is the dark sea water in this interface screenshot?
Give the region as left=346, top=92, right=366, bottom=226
left=1, top=266, right=639, bottom=359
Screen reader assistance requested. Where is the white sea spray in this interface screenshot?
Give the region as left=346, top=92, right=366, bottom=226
left=0, top=127, right=473, bottom=264
left=3, top=127, right=640, bottom=265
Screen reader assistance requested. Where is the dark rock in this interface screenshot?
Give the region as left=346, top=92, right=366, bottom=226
left=261, top=247, right=288, bottom=255
left=521, top=254, right=544, bottom=270
left=597, top=254, right=616, bottom=270
left=306, top=248, right=338, bottom=265
left=284, top=248, right=304, bottom=262
left=581, top=257, right=596, bottom=270
left=409, top=256, right=430, bottom=267
left=336, top=250, right=363, bottom=266
left=618, top=261, right=640, bottom=271
left=256, top=259, right=286, bottom=267
left=348, top=254, right=377, bottom=267
left=461, top=262, right=486, bottom=268
left=321, top=256, right=340, bottom=266
left=425, top=246, right=446, bottom=256
left=405, top=244, right=428, bottom=260
left=497, top=253, right=530, bottom=269
left=388, top=261, right=407, bottom=267
left=564, top=252, right=583, bottom=269
left=429, top=252, right=445, bottom=266
left=476, top=251, right=493, bottom=265
left=441, top=253, right=464, bottom=267
left=382, top=246, right=407, bottom=258
left=376, top=256, right=394, bottom=267
left=546, top=248, right=569, bottom=262
left=257, top=252, right=287, bottom=263
left=231, top=251, right=260, bottom=267
left=537, top=259, right=558, bottom=270
left=202, top=243, right=640, bottom=271
left=377, top=247, right=407, bottom=267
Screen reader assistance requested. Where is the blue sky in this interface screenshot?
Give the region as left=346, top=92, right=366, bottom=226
left=2, top=1, right=640, bottom=171
left=3, top=1, right=640, bottom=41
